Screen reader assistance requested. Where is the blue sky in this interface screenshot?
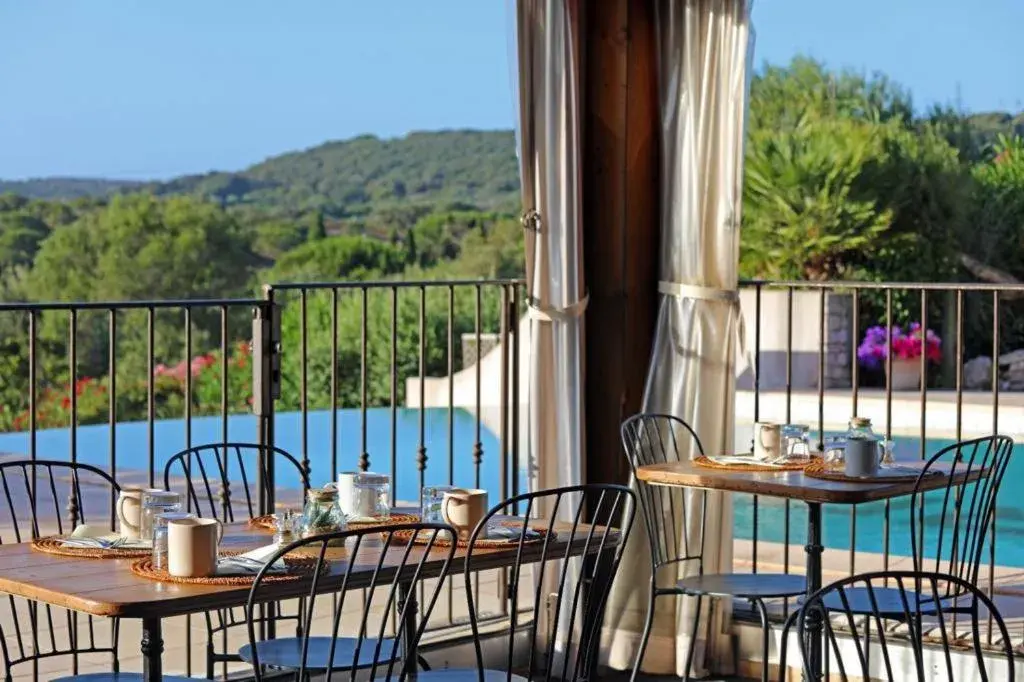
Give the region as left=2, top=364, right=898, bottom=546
left=0, top=0, right=1020, bottom=180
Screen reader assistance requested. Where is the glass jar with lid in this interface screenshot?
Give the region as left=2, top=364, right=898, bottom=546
left=300, top=488, right=347, bottom=539
left=847, top=417, right=878, bottom=441
left=845, top=417, right=883, bottom=475
left=353, top=473, right=391, bottom=521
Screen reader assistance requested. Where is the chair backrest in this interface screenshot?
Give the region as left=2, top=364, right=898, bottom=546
left=0, top=459, right=122, bottom=677
left=798, top=570, right=1014, bottom=682
left=244, top=522, right=457, bottom=682
left=620, top=413, right=707, bottom=570
left=163, top=442, right=308, bottom=521
left=910, top=435, right=1013, bottom=591
left=464, top=484, right=636, bottom=682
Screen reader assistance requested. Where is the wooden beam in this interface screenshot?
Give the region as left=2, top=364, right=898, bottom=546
left=580, top=0, right=660, bottom=485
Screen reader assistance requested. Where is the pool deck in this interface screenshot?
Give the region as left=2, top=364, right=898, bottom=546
left=735, top=388, right=1024, bottom=440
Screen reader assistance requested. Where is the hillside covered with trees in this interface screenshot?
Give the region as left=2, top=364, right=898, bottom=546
left=1, top=57, right=1023, bottom=432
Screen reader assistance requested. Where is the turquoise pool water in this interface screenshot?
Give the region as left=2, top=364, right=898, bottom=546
left=0, top=417, right=1017, bottom=566
left=733, top=434, right=1022, bottom=566
left=0, top=408, right=524, bottom=506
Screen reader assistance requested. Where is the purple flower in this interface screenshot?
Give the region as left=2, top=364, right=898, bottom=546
left=857, top=322, right=943, bottom=370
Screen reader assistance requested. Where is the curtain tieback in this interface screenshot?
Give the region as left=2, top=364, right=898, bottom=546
left=658, top=281, right=753, bottom=375
left=528, top=293, right=589, bottom=323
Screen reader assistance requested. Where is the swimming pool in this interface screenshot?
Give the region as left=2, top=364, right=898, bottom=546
left=734, top=434, right=1022, bottom=566
left=0, top=417, right=1018, bottom=566
left=0, top=408, right=524, bottom=507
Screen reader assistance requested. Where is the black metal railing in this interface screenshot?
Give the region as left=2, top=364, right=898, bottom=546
left=738, top=279, right=1023, bottom=647
left=0, top=278, right=524, bottom=679
left=3, top=276, right=1018, bottom=675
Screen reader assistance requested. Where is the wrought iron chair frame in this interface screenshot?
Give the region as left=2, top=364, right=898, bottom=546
left=796, top=570, right=1014, bottom=682
left=241, top=522, right=458, bottom=681
left=621, top=413, right=806, bottom=682
left=163, top=442, right=310, bottom=679
left=777, top=434, right=1015, bottom=680
left=0, top=459, right=122, bottom=681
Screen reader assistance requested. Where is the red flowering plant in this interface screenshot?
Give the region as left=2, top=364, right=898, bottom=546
left=172, top=341, right=253, bottom=415
left=857, top=323, right=942, bottom=371
left=11, top=376, right=110, bottom=431
left=6, top=340, right=254, bottom=433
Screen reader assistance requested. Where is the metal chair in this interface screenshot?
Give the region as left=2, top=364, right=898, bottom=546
left=163, top=442, right=310, bottom=679
left=239, top=522, right=458, bottom=681
left=777, top=434, right=1014, bottom=680
left=621, top=413, right=806, bottom=682
left=0, top=459, right=194, bottom=682
left=402, top=483, right=637, bottom=682
left=797, top=571, right=1014, bottom=682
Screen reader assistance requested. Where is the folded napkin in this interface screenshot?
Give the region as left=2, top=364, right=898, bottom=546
left=60, top=524, right=151, bottom=550
left=216, top=544, right=288, bottom=576
left=486, top=525, right=542, bottom=542
left=711, top=454, right=789, bottom=467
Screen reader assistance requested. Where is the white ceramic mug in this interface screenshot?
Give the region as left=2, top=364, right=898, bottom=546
left=441, top=489, right=489, bottom=540
left=116, top=487, right=161, bottom=540
left=326, top=472, right=359, bottom=517
left=753, top=422, right=782, bottom=461
left=167, top=517, right=223, bottom=578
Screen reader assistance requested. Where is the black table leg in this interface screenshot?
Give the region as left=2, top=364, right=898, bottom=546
left=141, top=617, right=163, bottom=682
left=399, top=581, right=420, bottom=676
left=804, top=502, right=824, bottom=682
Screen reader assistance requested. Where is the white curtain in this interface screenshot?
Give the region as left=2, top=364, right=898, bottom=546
left=513, top=0, right=586, bottom=498
left=604, top=0, right=754, bottom=676
left=512, top=0, right=586, bottom=664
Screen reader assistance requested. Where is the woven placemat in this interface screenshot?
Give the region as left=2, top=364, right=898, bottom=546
left=803, top=461, right=926, bottom=484
left=32, top=536, right=152, bottom=559
left=694, top=454, right=810, bottom=473
left=394, top=524, right=549, bottom=549
left=130, top=552, right=320, bottom=586
left=249, top=512, right=420, bottom=532
left=348, top=513, right=420, bottom=530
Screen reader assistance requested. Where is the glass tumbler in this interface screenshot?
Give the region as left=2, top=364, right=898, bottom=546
left=781, top=424, right=811, bottom=460
left=421, top=485, right=457, bottom=522
left=140, top=490, right=181, bottom=543
left=823, top=436, right=847, bottom=470
left=152, top=511, right=194, bottom=570
left=353, top=473, right=391, bottom=521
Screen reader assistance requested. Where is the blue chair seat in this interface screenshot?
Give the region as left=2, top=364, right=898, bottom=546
left=376, top=670, right=527, bottom=682
left=53, top=674, right=199, bottom=681
left=239, top=636, right=399, bottom=671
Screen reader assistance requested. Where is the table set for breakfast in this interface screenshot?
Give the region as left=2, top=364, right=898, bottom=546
left=634, top=416, right=984, bottom=682
left=0, top=470, right=618, bottom=682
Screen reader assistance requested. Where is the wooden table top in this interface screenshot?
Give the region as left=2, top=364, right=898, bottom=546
left=0, top=519, right=619, bottom=620
left=635, top=460, right=980, bottom=504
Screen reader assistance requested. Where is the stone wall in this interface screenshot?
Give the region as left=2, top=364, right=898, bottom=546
left=462, top=333, right=501, bottom=370
left=824, top=293, right=853, bottom=388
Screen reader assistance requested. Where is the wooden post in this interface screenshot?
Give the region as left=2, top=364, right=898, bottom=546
left=580, top=0, right=660, bottom=486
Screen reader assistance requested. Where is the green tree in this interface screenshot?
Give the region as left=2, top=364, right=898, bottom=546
left=265, top=235, right=407, bottom=283
left=742, top=117, right=894, bottom=280
left=307, top=210, right=327, bottom=242
left=27, top=193, right=258, bottom=378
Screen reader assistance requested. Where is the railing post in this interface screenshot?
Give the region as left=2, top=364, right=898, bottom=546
left=253, top=286, right=281, bottom=515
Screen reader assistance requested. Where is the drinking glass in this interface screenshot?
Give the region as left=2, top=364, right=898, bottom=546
left=352, top=473, right=391, bottom=521
left=823, top=436, right=847, bottom=470
left=152, top=511, right=194, bottom=570
left=140, top=490, right=181, bottom=543
left=781, top=424, right=811, bottom=460
left=880, top=439, right=896, bottom=467
left=421, top=485, right=457, bottom=523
